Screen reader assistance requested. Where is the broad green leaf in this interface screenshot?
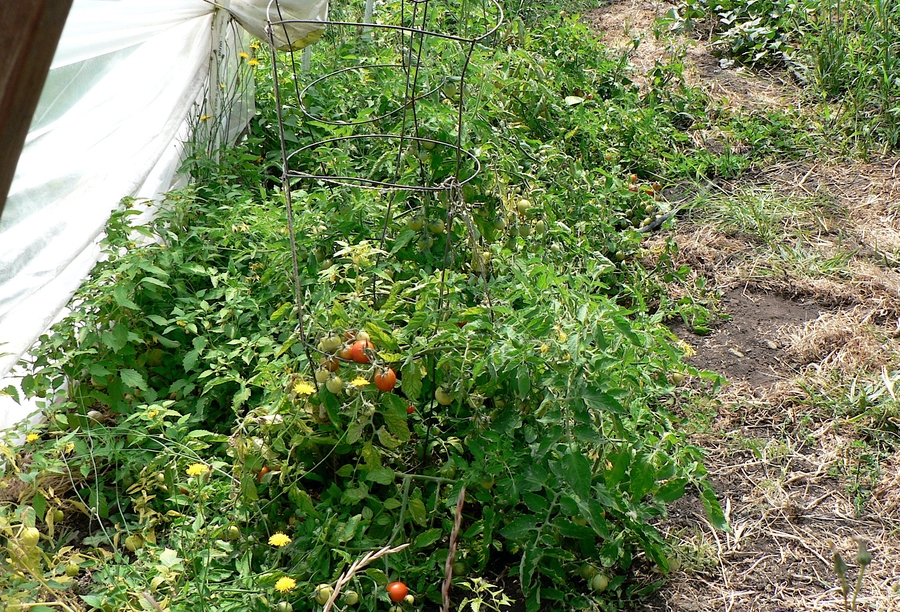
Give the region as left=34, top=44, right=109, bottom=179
left=414, top=528, right=442, bottom=549
left=499, top=515, right=538, bottom=540
left=341, top=485, right=369, bottom=506
left=365, top=568, right=389, bottom=586
left=563, top=452, right=592, bottom=500
left=376, top=427, right=402, bottom=450
left=655, top=478, right=687, bottom=503
left=701, top=483, right=729, bottom=531
left=366, top=467, right=395, bottom=485
left=270, top=302, right=292, bottom=321
left=630, top=452, right=657, bottom=500
left=582, top=386, right=625, bottom=414
left=401, top=359, right=422, bottom=400
left=338, top=515, right=361, bottom=543
left=516, top=364, right=530, bottom=398
left=159, top=548, right=181, bottom=568
left=32, top=492, right=46, bottom=524
left=407, top=498, right=427, bottom=526
left=380, top=394, right=410, bottom=441
left=183, top=349, right=200, bottom=372
left=120, top=369, right=147, bottom=391
left=112, top=284, right=139, bottom=310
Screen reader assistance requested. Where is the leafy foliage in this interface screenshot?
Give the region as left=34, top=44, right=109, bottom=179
left=1, top=3, right=739, bottom=612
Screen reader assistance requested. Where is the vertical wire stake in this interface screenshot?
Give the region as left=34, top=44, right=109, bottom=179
left=268, top=20, right=317, bottom=387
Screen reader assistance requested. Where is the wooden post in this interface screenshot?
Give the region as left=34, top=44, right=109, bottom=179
left=0, top=0, right=74, bottom=222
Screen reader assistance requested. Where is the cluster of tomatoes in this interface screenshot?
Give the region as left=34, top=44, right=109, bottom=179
left=495, top=196, right=548, bottom=252
left=310, top=581, right=412, bottom=610
left=314, top=330, right=397, bottom=395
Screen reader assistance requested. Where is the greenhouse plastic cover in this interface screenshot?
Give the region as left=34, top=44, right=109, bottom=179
left=0, top=0, right=328, bottom=431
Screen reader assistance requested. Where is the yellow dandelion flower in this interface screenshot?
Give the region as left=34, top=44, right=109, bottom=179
left=64, top=442, right=75, bottom=454
left=350, top=377, right=370, bottom=388
left=25, top=433, right=39, bottom=443
left=268, top=532, right=291, bottom=547
left=238, top=51, right=249, bottom=60
left=293, top=381, right=316, bottom=395
left=186, top=463, right=207, bottom=477
left=249, top=41, right=260, bottom=49
left=539, top=343, right=549, bottom=354
left=248, top=58, right=260, bottom=67
left=198, top=114, right=211, bottom=121
left=275, top=576, right=297, bottom=593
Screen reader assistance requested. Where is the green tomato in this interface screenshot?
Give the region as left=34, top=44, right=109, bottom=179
left=21, top=527, right=40, bottom=549
left=452, top=561, right=468, bottom=576
left=343, top=590, right=359, bottom=606
left=276, top=602, right=293, bottom=612
left=435, top=387, right=453, bottom=405
left=591, top=573, right=609, bottom=592
left=313, top=584, right=333, bottom=605
left=578, top=564, right=598, bottom=580
left=407, top=215, right=425, bottom=231
left=124, top=534, right=144, bottom=552
left=428, top=219, right=445, bottom=234
left=226, top=525, right=241, bottom=541
left=325, top=376, right=343, bottom=394
left=66, top=563, right=80, bottom=577
left=53, top=509, right=65, bottom=522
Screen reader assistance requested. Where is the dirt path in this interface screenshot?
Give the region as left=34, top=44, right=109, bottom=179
left=585, top=2, right=900, bottom=611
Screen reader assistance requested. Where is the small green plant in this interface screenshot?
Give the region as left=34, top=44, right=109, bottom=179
left=829, top=538, right=873, bottom=612
left=457, top=577, right=514, bottom=612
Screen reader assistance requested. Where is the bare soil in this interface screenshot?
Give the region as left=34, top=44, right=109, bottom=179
left=584, top=2, right=900, bottom=611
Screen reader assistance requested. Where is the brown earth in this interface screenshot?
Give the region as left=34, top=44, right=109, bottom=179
left=584, top=2, right=900, bottom=611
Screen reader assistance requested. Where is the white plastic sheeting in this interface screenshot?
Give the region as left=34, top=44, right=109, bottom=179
left=0, top=0, right=328, bottom=430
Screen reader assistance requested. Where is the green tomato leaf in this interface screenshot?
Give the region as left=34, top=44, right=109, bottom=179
left=701, top=482, right=729, bottom=531
left=380, top=394, right=410, bottom=441
left=413, top=528, right=443, bottom=549
left=499, top=515, right=539, bottom=540
left=563, top=452, right=592, bottom=500
left=407, top=498, right=427, bottom=526
left=401, top=359, right=422, bottom=401
left=366, top=466, right=395, bottom=485
left=654, top=478, right=687, bottom=503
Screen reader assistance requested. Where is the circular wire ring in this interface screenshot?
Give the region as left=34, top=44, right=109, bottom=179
left=285, top=134, right=480, bottom=192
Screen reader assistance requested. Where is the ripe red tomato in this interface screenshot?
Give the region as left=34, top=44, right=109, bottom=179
left=406, top=405, right=415, bottom=414
left=374, top=368, right=397, bottom=392
left=339, top=345, right=353, bottom=361
left=387, top=582, right=408, bottom=603
left=349, top=339, right=374, bottom=363
left=257, top=466, right=270, bottom=483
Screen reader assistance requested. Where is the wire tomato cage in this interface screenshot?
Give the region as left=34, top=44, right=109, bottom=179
left=264, top=0, right=504, bottom=353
